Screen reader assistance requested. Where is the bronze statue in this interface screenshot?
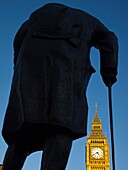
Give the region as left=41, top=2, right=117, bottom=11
left=2, top=3, right=118, bottom=170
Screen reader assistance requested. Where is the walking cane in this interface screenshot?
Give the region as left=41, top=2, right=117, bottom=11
left=108, top=85, right=116, bottom=170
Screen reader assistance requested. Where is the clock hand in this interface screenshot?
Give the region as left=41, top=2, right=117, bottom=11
left=92, top=153, right=98, bottom=156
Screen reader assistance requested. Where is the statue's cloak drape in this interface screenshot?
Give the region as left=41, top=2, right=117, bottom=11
left=2, top=3, right=118, bottom=146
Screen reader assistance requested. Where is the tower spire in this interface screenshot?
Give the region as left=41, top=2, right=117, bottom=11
left=93, top=103, right=101, bottom=123
left=95, top=102, right=98, bottom=113
left=89, top=103, right=106, bottom=137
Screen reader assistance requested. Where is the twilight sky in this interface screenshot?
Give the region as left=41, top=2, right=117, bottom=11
left=0, top=0, right=128, bottom=170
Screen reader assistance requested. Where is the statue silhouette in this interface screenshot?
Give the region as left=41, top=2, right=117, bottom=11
left=2, top=3, right=118, bottom=170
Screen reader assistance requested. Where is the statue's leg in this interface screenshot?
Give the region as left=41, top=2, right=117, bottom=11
left=2, top=144, right=29, bottom=170
left=41, top=133, right=73, bottom=170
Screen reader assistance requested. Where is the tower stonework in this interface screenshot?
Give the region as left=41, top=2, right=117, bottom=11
left=86, top=104, right=110, bottom=170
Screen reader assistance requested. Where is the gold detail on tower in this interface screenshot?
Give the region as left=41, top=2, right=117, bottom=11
left=0, top=164, right=2, bottom=170
left=86, top=104, right=110, bottom=170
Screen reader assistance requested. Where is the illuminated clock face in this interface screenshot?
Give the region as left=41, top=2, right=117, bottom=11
left=91, top=147, right=103, bottom=159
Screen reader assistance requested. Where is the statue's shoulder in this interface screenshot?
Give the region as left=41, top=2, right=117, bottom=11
left=29, top=3, right=68, bottom=18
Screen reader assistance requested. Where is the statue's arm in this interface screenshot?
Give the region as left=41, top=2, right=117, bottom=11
left=92, top=20, right=118, bottom=86
left=13, top=20, right=30, bottom=67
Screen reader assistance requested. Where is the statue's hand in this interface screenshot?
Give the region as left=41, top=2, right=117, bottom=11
left=101, top=68, right=117, bottom=87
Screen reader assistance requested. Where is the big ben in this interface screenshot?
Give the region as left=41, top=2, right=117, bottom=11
left=86, top=104, right=110, bottom=170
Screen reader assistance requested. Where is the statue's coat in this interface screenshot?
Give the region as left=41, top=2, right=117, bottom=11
left=2, top=3, right=118, bottom=145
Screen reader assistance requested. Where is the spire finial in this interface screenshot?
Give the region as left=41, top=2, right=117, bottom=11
left=93, top=103, right=101, bottom=123
left=95, top=102, right=98, bottom=113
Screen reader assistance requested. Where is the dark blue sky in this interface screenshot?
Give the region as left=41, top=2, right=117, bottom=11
left=0, top=0, right=127, bottom=169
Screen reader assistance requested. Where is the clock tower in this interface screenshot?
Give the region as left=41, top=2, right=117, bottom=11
left=86, top=104, right=110, bottom=170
